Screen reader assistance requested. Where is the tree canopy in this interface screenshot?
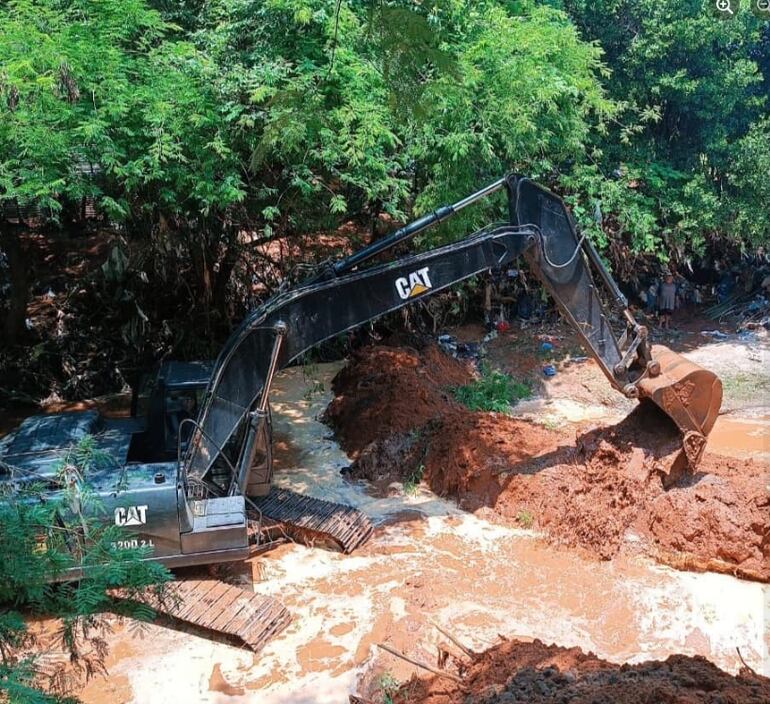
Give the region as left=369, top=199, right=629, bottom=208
left=0, top=0, right=767, bottom=393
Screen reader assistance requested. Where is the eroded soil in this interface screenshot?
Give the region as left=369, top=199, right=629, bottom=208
left=324, top=344, right=769, bottom=581
left=390, top=637, right=770, bottom=704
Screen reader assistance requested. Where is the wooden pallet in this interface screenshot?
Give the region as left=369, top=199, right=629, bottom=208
left=120, top=579, right=291, bottom=653
left=251, top=487, right=374, bottom=554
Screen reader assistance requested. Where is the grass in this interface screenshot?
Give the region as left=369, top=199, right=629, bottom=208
left=516, top=509, right=534, bottom=529
left=720, top=372, right=770, bottom=401
left=536, top=417, right=560, bottom=431
left=301, top=358, right=326, bottom=400
left=403, top=463, right=424, bottom=496
left=376, top=671, right=399, bottom=704
left=451, top=365, right=531, bottom=413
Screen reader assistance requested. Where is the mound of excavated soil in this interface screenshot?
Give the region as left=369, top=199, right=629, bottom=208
left=389, top=637, right=770, bottom=704
left=325, top=345, right=769, bottom=580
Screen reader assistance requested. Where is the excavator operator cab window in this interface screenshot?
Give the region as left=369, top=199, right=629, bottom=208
left=164, top=388, right=203, bottom=455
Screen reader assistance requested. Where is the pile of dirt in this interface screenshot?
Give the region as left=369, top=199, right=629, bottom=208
left=388, top=637, right=770, bottom=704
left=326, top=345, right=769, bottom=580
left=326, top=345, right=473, bottom=453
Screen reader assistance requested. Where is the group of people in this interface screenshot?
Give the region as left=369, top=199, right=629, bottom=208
left=640, top=272, right=698, bottom=330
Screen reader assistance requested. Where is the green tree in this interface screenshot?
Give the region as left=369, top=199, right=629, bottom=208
left=0, top=0, right=247, bottom=341
left=0, top=438, right=169, bottom=702
left=560, top=0, right=768, bottom=266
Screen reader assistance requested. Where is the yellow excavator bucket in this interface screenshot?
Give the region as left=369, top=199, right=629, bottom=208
left=637, top=345, right=723, bottom=467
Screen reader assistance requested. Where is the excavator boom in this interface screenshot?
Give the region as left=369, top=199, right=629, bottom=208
left=184, top=174, right=722, bottom=494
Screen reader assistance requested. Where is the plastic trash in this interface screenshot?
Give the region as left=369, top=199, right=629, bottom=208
left=540, top=341, right=554, bottom=353
left=456, top=342, right=481, bottom=360
left=700, top=330, right=729, bottom=340
left=496, top=320, right=511, bottom=333
left=542, top=364, right=557, bottom=377
left=437, top=334, right=458, bottom=356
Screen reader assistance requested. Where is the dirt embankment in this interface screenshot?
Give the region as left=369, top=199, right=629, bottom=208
left=324, top=345, right=769, bottom=581
left=389, top=637, right=770, bottom=704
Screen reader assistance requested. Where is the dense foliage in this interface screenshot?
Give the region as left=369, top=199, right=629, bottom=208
left=561, top=0, right=769, bottom=270
left=0, top=0, right=767, bottom=393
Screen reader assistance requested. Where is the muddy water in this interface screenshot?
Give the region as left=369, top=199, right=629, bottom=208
left=81, top=364, right=768, bottom=704
left=707, top=415, right=770, bottom=458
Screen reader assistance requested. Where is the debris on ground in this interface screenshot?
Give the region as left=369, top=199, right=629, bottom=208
left=437, top=334, right=483, bottom=363
left=705, top=291, right=770, bottom=330
left=325, top=344, right=769, bottom=581
left=384, top=637, right=770, bottom=704
left=700, top=329, right=729, bottom=340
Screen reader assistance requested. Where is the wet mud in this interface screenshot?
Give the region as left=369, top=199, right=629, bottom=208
left=390, top=637, right=770, bottom=704
left=325, top=345, right=769, bottom=581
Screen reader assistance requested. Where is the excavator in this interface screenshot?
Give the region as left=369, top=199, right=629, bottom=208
left=0, top=174, right=722, bottom=652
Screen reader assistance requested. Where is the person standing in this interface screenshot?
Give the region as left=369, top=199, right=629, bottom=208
left=659, top=273, right=677, bottom=330
left=646, top=278, right=659, bottom=314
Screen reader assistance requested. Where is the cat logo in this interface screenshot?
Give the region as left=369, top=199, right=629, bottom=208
left=395, top=267, right=433, bottom=300
left=114, top=505, right=149, bottom=527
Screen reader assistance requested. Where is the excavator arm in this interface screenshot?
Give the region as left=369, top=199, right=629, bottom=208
left=184, top=175, right=722, bottom=496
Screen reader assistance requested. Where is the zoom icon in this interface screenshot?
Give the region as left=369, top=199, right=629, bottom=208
left=715, top=0, right=738, bottom=15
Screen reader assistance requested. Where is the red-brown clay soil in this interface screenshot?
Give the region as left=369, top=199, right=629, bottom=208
left=324, top=345, right=769, bottom=581
left=387, top=637, right=770, bottom=704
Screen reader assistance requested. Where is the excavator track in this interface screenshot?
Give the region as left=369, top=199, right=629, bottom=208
left=249, top=487, right=374, bottom=554
left=115, top=579, right=291, bottom=653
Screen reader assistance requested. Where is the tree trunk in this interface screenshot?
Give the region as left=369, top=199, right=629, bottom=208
left=0, top=221, right=29, bottom=347
left=213, top=225, right=240, bottom=320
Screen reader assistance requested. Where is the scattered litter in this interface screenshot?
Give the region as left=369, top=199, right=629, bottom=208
left=437, top=334, right=483, bottom=364
left=568, top=356, right=589, bottom=365
left=540, top=341, right=554, bottom=353
left=456, top=342, right=480, bottom=360
left=700, top=330, right=729, bottom=340
left=495, top=320, right=511, bottom=333
left=437, top=334, right=458, bottom=357
left=542, top=364, right=557, bottom=377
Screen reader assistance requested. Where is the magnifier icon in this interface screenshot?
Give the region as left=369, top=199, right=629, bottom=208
left=716, top=0, right=734, bottom=13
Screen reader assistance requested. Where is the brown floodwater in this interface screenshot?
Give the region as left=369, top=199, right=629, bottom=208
left=706, top=414, right=770, bottom=458
left=9, top=364, right=768, bottom=704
